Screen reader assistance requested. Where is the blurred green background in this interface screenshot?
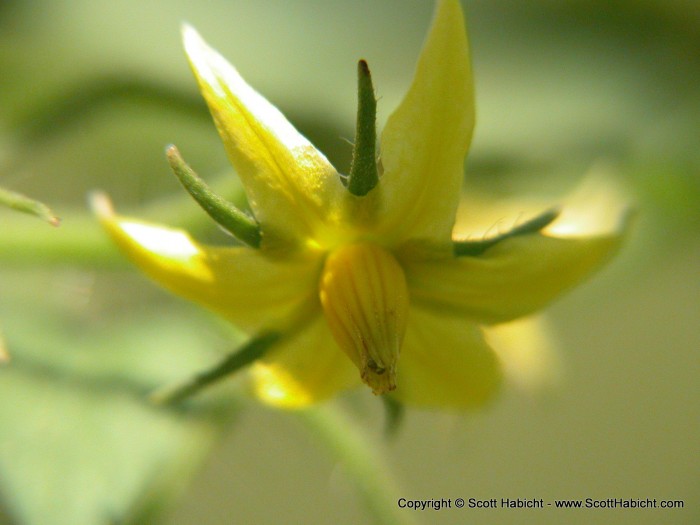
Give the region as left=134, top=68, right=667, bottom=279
left=0, top=1, right=698, bottom=524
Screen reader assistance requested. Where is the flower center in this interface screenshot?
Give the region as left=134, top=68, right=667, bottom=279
left=319, top=243, right=409, bottom=394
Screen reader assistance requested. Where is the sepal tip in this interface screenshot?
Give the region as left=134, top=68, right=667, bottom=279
left=166, top=145, right=262, bottom=248
left=347, top=59, right=379, bottom=197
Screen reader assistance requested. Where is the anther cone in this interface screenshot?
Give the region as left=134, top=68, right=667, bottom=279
left=319, top=244, right=409, bottom=394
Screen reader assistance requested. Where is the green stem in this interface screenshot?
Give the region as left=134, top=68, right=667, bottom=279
left=0, top=211, right=122, bottom=267
left=296, top=406, right=418, bottom=525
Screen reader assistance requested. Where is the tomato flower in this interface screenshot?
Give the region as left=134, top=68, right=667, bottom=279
left=95, top=0, right=628, bottom=408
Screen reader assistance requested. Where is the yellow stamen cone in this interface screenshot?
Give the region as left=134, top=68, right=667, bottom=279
left=319, top=244, right=409, bottom=394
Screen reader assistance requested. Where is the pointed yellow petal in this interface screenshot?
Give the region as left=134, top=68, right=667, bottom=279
left=0, top=328, right=8, bottom=364
left=542, top=168, right=633, bottom=238
left=95, top=197, right=320, bottom=332
left=417, top=170, right=634, bottom=323
left=249, top=315, right=360, bottom=408
left=484, top=315, right=562, bottom=392
left=392, top=307, right=501, bottom=408
left=183, top=25, right=344, bottom=248
left=405, top=231, right=624, bottom=324
left=376, top=0, right=474, bottom=245
left=454, top=165, right=632, bottom=239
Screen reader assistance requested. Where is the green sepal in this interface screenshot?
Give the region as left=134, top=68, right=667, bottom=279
left=347, top=60, right=379, bottom=197
left=453, top=208, right=560, bottom=257
left=0, top=186, right=59, bottom=226
left=166, top=145, right=262, bottom=248
left=150, top=331, right=281, bottom=404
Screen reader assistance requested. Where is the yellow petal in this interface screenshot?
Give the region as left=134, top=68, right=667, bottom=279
left=376, top=0, right=474, bottom=246
left=484, top=315, right=562, bottom=392
left=392, top=306, right=501, bottom=408
left=183, top=25, right=344, bottom=249
left=95, top=197, right=320, bottom=332
left=542, top=167, right=632, bottom=238
left=249, top=315, right=360, bottom=408
left=404, top=231, right=624, bottom=324
left=419, top=170, right=633, bottom=323
left=0, top=328, right=8, bottom=364
left=454, top=165, right=632, bottom=239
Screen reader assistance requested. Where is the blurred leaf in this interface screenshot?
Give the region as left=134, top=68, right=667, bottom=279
left=0, top=300, right=239, bottom=525
left=10, top=75, right=206, bottom=145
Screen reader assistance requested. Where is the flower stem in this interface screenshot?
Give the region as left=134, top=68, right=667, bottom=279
left=296, top=406, right=417, bottom=525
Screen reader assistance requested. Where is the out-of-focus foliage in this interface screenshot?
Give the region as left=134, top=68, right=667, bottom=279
left=0, top=270, right=240, bottom=524
left=1, top=0, right=698, bottom=247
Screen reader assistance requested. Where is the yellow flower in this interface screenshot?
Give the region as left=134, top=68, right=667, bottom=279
left=95, top=0, right=628, bottom=409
